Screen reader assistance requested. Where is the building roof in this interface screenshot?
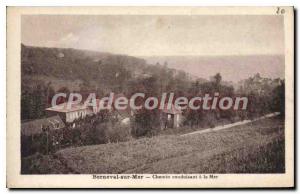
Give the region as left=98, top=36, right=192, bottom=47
left=21, top=115, right=65, bottom=136
left=162, top=103, right=182, bottom=114
left=46, top=102, right=88, bottom=113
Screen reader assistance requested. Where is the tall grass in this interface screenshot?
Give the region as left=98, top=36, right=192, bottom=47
left=21, top=117, right=284, bottom=174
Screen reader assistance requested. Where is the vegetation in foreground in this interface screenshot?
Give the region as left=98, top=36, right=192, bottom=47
left=22, top=116, right=284, bottom=174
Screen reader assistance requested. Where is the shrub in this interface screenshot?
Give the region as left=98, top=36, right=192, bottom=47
left=131, top=110, right=160, bottom=137
left=106, top=122, right=132, bottom=143
left=203, top=112, right=217, bottom=128
left=95, top=121, right=132, bottom=143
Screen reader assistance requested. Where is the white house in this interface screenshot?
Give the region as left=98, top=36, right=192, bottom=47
left=46, top=102, right=90, bottom=123
left=160, top=103, right=183, bottom=129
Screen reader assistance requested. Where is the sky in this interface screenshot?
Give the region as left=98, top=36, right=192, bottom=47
left=21, top=15, right=284, bottom=56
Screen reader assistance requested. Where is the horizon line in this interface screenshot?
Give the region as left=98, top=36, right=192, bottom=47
left=21, top=43, right=285, bottom=58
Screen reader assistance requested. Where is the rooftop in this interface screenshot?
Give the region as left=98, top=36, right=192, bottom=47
left=46, top=102, right=88, bottom=113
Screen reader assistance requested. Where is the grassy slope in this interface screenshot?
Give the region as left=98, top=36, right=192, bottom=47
left=22, top=117, right=284, bottom=174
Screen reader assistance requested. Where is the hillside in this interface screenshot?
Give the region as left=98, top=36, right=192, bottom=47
left=22, top=116, right=284, bottom=174
left=21, top=44, right=148, bottom=89
left=21, top=44, right=200, bottom=92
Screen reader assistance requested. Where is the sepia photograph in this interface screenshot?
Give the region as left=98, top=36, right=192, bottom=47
left=6, top=6, right=294, bottom=188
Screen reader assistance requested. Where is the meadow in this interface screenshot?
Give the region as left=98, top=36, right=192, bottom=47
left=22, top=116, right=284, bottom=174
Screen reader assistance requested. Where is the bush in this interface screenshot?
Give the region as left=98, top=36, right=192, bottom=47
left=131, top=110, right=160, bottom=137
left=95, top=121, right=132, bottom=143
left=203, top=112, right=217, bottom=128
left=107, top=122, right=132, bottom=143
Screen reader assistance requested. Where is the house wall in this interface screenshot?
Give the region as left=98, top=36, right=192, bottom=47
left=173, top=114, right=182, bottom=128
left=160, top=112, right=182, bottom=129
left=66, top=109, right=88, bottom=123
left=46, top=107, right=91, bottom=124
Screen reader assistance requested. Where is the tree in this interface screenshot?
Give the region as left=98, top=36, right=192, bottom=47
left=237, top=74, right=285, bottom=118
left=214, top=73, right=222, bottom=86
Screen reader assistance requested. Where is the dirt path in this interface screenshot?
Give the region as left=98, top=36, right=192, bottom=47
left=181, top=112, right=280, bottom=137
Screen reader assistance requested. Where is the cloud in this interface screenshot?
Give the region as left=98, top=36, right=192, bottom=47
left=60, top=33, right=79, bottom=46
left=24, top=15, right=284, bottom=56
left=45, top=33, right=79, bottom=48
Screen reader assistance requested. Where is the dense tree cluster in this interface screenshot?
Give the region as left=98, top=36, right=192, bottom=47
left=21, top=45, right=285, bottom=156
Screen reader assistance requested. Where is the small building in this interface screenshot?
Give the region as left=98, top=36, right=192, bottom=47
left=112, top=94, right=136, bottom=124
left=21, top=115, right=65, bottom=137
left=161, top=103, right=183, bottom=129
left=46, top=102, right=90, bottom=123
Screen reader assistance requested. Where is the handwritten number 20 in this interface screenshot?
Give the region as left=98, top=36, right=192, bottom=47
left=276, top=7, right=285, bottom=15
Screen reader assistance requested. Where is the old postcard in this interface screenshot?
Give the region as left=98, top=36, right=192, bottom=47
left=7, top=6, right=294, bottom=188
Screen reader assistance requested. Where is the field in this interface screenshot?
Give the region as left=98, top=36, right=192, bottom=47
left=22, top=116, right=285, bottom=174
